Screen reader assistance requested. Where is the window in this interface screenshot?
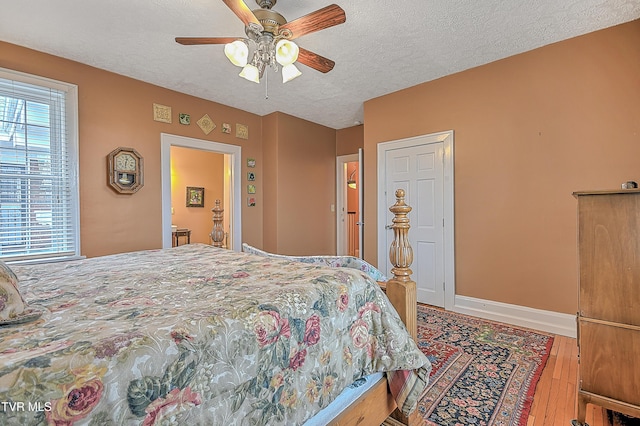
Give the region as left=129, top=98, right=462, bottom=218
left=0, top=68, right=79, bottom=262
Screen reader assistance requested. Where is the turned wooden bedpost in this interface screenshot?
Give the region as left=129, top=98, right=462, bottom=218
left=384, top=189, right=420, bottom=426
left=210, top=199, right=225, bottom=248
left=385, top=189, right=417, bottom=342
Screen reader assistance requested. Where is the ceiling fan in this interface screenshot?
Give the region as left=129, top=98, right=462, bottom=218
left=176, top=0, right=346, bottom=83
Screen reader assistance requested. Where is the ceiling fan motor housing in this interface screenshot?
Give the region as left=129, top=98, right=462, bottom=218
left=251, top=9, right=287, bottom=36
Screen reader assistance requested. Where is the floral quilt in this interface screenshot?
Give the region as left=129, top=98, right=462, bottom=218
left=241, top=243, right=389, bottom=282
left=0, top=244, right=430, bottom=425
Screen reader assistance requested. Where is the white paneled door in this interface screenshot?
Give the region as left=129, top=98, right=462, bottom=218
left=379, top=134, right=452, bottom=307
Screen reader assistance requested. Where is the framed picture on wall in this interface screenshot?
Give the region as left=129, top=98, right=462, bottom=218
left=186, top=186, right=205, bottom=207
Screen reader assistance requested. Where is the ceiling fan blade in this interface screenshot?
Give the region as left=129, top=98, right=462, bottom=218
left=175, top=37, right=240, bottom=45
left=279, top=4, right=346, bottom=40
left=297, top=47, right=335, bottom=73
left=221, top=0, right=263, bottom=29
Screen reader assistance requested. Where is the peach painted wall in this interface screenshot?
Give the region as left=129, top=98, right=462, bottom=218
left=0, top=41, right=263, bottom=258
left=336, top=124, right=363, bottom=156
left=262, top=112, right=337, bottom=255
left=262, top=113, right=279, bottom=253
left=170, top=147, right=224, bottom=245
left=363, top=20, right=640, bottom=315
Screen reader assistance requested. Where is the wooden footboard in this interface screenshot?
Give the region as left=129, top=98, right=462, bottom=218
left=330, top=189, right=420, bottom=426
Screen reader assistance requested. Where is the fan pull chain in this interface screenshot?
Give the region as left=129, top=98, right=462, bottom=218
left=265, top=70, right=269, bottom=99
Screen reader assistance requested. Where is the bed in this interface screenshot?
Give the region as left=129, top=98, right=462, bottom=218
left=0, top=190, right=428, bottom=425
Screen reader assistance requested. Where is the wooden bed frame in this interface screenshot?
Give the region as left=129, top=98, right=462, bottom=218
left=211, top=189, right=420, bottom=426
left=330, top=189, right=420, bottom=426
left=210, top=199, right=225, bottom=248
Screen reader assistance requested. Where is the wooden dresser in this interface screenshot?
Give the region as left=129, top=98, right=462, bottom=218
left=572, top=190, right=640, bottom=426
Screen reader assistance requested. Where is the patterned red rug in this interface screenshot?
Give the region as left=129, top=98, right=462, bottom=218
left=416, top=304, right=554, bottom=426
left=607, top=410, right=640, bottom=426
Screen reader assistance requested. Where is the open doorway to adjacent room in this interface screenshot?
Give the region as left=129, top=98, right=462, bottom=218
left=160, top=133, right=242, bottom=251
left=336, top=149, right=363, bottom=258
left=169, top=146, right=226, bottom=247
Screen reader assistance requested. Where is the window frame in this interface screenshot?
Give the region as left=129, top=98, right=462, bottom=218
left=0, top=67, right=81, bottom=263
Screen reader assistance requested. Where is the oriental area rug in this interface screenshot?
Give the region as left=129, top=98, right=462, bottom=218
left=606, top=410, right=640, bottom=426
left=415, top=304, right=554, bottom=426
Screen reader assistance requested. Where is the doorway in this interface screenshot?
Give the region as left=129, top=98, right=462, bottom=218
left=160, top=133, right=242, bottom=251
left=336, top=149, right=363, bottom=258
left=377, top=130, right=454, bottom=309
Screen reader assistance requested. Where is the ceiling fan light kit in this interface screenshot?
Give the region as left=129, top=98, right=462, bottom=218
left=176, top=0, right=345, bottom=85
left=224, top=40, right=249, bottom=66
left=275, top=39, right=298, bottom=66
left=236, top=30, right=300, bottom=83
left=281, top=63, right=302, bottom=83
left=239, top=63, right=261, bottom=83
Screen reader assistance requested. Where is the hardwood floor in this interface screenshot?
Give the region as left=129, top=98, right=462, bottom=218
left=528, top=334, right=609, bottom=426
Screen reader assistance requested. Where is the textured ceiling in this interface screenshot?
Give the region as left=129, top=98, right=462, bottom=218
left=1, top=0, right=639, bottom=129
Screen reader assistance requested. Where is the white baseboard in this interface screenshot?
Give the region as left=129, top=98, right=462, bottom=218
left=451, top=295, right=576, bottom=338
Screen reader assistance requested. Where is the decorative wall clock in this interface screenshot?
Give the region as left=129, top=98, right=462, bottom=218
left=107, top=147, right=144, bottom=194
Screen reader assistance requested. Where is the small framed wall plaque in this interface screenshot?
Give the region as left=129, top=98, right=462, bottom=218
left=153, top=103, right=172, bottom=123
left=179, top=113, right=191, bottom=125
left=236, top=123, right=249, bottom=139
left=197, top=114, right=216, bottom=135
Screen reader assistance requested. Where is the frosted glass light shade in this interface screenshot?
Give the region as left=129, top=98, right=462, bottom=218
left=275, top=40, right=299, bottom=66
left=239, top=64, right=260, bottom=83
left=281, top=63, right=302, bottom=83
left=224, top=40, right=249, bottom=67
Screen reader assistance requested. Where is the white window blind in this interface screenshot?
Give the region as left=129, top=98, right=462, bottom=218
left=0, top=69, right=79, bottom=262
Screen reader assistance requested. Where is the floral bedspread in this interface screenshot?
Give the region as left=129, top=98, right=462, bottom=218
left=241, top=243, right=389, bottom=282
left=0, top=244, right=430, bottom=425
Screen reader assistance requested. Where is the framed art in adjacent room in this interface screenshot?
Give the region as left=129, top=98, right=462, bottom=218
left=186, top=186, right=204, bottom=207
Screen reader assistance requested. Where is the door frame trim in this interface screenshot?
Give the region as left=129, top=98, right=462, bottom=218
left=376, top=130, right=455, bottom=310
left=160, top=133, right=242, bottom=251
